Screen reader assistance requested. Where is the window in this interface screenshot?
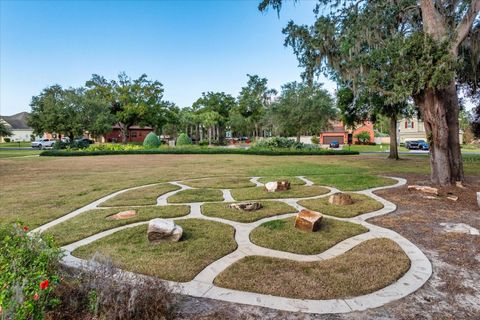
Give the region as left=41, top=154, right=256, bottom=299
left=405, top=121, right=414, bottom=129
left=131, top=131, right=137, bottom=138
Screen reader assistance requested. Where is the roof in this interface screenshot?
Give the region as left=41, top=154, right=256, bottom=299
left=111, top=124, right=154, bottom=130
left=0, top=112, right=32, bottom=130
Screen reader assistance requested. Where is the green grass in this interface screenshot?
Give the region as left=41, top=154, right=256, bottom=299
left=298, top=193, right=384, bottom=218
left=0, top=150, right=40, bottom=158
left=201, top=201, right=296, bottom=223
left=73, top=219, right=237, bottom=282
left=214, top=238, right=410, bottom=299
left=180, top=176, right=254, bottom=189
left=231, top=185, right=329, bottom=201
left=306, top=174, right=396, bottom=191
left=167, top=188, right=224, bottom=203
left=99, top=183, right=180, bottom=207
left=45, top=206, right=190, bottom=246
left=0, top=141, right=32, bottom=147
left=346, top=144, right=409, bottom=153
left=250, top=217, right=368, bottom=255
left=256, top=176, right=305, bottom=185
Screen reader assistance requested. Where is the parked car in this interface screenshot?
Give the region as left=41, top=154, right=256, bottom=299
left=418, top=141, right=429, bottom=150
left=329, top=140, right=340, bottom=148
left=74, top=137, right=95, bottom=145
left=405, top=140, right=420, bottom=150
left=31, top=138, right=55, bottom=149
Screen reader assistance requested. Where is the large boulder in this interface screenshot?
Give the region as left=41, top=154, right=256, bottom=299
left=328, top=193, right=353, bottom=205
left=229, top=202, right=262, bottom=211
left=147, top=219, right=183, bottom=244
left=294, top=209, right=323, bottom=232
left=106, top=210, right=137, bottom=220
left=265, top=181, right=278, bottom=192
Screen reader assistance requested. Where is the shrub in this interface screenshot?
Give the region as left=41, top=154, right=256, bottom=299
left=176, top=133, right=192, bottom=146
left=354, top=131, right=371, bottom=144
left=4, top=138, right=11, bottom=143
left=198, top=140, right=209, bottom=147
left=143, top=132, right=161, bottom=149
left=0, top=223, right=62, bottom=320
left=311, top=136, right=319, bottom=145
left=255, top=137, right=305, bottom=149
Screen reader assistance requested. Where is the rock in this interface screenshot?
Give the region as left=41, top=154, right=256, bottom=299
left=456, top=181, right=466, bottom=189
left=265, top=181, right=278, bottom=192
left=106, top=210, right=136, bottom=220
left=229, top=202, right=262, bottom=211
left=328, top=193, right=353, bottom=205
left=439, top=222, right=479, bottom=235
left=407, top=185, right=439, bottom=196
left=147, top=219, right=183, bottom=244
left=446, top=194, right=458, bottom=202
left=264, top=180, right=290, bottom=192
left=294, top=209, right=323, bottom=232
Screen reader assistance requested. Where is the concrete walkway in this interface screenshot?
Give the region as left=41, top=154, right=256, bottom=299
left=33, top=176, right=432, bottom=314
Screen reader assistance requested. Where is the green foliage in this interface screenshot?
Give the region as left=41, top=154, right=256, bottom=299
left=143, top=132, right=161, bottom=148
left=176, top=133, right=192, bottom=146
left=255, top=137, right=306, bottom=149
left=354, top=131, right=371, bottom=144
left=0, top=223, right=62, bottom=319
left=0, top=122, right=12, bottom=137
left=83, top=143, right=143, bottom=152
left=311, top=136, right=319, bottom=145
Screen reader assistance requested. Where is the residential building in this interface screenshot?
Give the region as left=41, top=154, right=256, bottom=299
left=319, top=121, right=375, bottom=145
left=0, top=112, right=41, bottom=142
left=104, top=125, right=155, bottom=143
left=396, top=117, right=463, bottom=144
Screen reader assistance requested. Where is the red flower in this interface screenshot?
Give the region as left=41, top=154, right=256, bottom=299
left=33, top=293, right=39, bottom=301
left=23, top=226, right=29, bottom=232
left=39, top=280, right=49, bottom=290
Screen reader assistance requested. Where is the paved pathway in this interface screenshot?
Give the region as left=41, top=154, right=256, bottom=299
left=33, top=176, right=432, bottom=314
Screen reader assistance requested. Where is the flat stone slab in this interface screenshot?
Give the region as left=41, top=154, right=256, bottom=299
left=106, top=210, right=136, bottom=220
left=439, top=222, right=479, bottom=235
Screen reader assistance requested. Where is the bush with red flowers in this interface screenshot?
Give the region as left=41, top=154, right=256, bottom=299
left=0, top=223, right=62, bottom=320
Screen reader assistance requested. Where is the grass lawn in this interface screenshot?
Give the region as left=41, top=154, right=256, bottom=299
left=73, top=219, right=237, bottom=282
left=45, top=206, right=190, bottom=246
left=180, top=176, right=254, bottom=189
left=298, top=193, right=384, bottom=218
left=0, top=142, right=32, bottom=148
left=0, top=150, right=40, bottom=158
left=201, top=201, right=296, bottom=223
left=167, top=189, right=224, bottom=203
left=346, top=144, right=409, bottom=153
left=256, top=176, right=306, bottom=185
left=231, top=185, right=329, bottom=201
left=1, top=153, right=479, bottom=228
left=250, top=217, right=368, bottom=255
left=306, top=174, right=396, bottom=191
left=214, top=238, right=410, bottom=299
left=99, top=183, right=180, bottom=207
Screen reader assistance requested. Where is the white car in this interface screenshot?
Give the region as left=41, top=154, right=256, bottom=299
left=31, top=138, right=55, bottom=149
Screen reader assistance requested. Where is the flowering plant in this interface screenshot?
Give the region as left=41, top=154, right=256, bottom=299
left=0, top=223, right=62, bottom=320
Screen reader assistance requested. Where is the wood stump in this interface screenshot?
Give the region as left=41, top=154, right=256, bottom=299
left=328, top=193, right=353, bottom=205
left=229, top=202, right=262, bottom=211
left=294, top=209, right=323, bottom=232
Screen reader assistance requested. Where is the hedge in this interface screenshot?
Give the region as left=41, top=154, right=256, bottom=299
left=39, top=147, right=359, bottom=157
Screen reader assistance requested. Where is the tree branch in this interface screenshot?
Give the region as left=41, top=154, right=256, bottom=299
left=454, top=0, right=480, bottom=53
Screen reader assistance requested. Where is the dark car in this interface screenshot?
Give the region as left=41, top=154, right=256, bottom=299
left=405, top=140, right=420, bottom=150
left=418, top=141, right=429, bottom=150
left=329, top=140, right=340, bottom=148
left=74, top=137, right=95, bottom=145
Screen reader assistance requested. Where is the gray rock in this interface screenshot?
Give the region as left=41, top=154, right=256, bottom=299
left=147, top=218, right=183, bottom=244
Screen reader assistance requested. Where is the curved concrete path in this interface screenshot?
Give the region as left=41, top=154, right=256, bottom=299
left=33, top=176, right=432, bottom=314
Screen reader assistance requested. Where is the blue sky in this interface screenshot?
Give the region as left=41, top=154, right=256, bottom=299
left=0, top=0, right=336, bottom=116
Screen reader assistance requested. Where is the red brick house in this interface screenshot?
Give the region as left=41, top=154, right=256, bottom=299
left=104, top=125, right=155, bottom=143
left=319, top=121, right=374, bottom=145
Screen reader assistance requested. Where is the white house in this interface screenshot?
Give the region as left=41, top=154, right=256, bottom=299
left=397, top=117, right=463, bottom=144
left=0, top=112, right=41, bottom=142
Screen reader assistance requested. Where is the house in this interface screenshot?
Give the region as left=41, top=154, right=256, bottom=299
left=397, top=117, right=463, bottom=144
left=0, top=112, right=41, bottom=142
left=104, top=125, right=155, bottom=143
left=319, top=121, right=375, bottom=145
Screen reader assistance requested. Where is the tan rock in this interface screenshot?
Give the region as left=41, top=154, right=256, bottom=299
left=294, top=209, right=323, bottom=232
left=106, top=210, right=136, bottom=220
left=407, top=185, right=439, bottom=196
left=229, top=202, right=262, bottom=211
left=446, top=195, right=458, bottom=202
left=328, top=193, right=353, bottom=205
left=147, top=219, right=183, bottom=244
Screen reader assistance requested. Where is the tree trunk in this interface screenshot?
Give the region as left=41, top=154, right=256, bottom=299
left=296, top=133, right=301, bottom=143
left=208, top=127, right=212, bottom=145
left=120, top=124, right=128, bottom=144
left=388, top=114, right=399, bottom=160
left=414, top=83, right=464, bottom=186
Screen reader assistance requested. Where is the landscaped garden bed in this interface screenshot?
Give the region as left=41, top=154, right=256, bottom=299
left=298, top=193, right=384, bottom=218
left=214, top=238, right=410, bottom=299
left=249, top=217, right=368, bottom=254
left=99, top=183, right=180, bottom=207
left=231, top=185, right=329, bottom=201
left=72, top=219, right=237, bottom=282
left=167, top=189, right=224, bottom=203
left=46, top=206, right=190, bottom=245
left=180, top=176, right=255, bottom=189
left=201, top=201, right=296, bottom=223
